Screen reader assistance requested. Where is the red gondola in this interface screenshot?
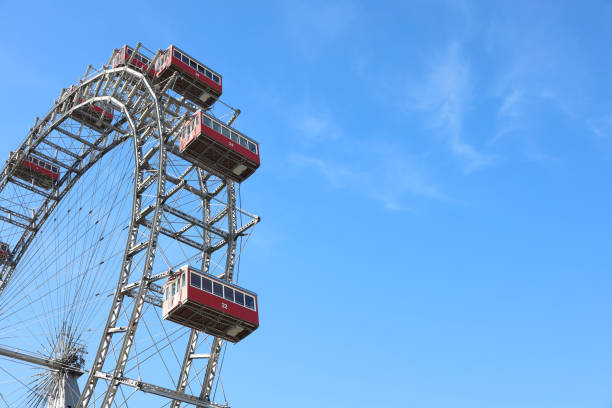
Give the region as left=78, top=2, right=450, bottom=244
left=109, top=45, right=155, bottom=75
left=72, top=97, right=114, bottom=132
left=179, top=110, right=260, bottom=183
left=162, top=265, right=259, bottom=343
left=154, top=45, right=222, bottom=108
left=59, top=87, right=114, bottom=132
left=10, top=153, right=60, bottom=190
left=0, top=242, right=9, bottom=263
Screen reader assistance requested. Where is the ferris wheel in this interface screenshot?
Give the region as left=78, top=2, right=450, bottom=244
left=0, top=43, right=261, bottom=408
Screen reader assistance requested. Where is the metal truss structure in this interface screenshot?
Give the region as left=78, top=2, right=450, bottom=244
left=0, top=44, right=259, bottom=408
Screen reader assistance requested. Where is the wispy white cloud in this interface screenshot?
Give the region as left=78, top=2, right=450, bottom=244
left=489, top=88, right=526, bottom=144
left=289, top=144, right=452, bottom=212
left=289, top=155, right=362, bottom=189
left=522, top=149, right=560, bottom=164
left=499, top=88, right=524, bottom=119
left=405, top=42, right=494, bottom=172
left=485, top=10, right=604, bottom=149
left=292, top=112, right=342, bottom=143
left=588, top=112, right=612, bottom=140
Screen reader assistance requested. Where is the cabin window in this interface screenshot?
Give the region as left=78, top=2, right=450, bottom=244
left=191, top=272, right=201, bottom=289
left=53, top=167, right=59, bottom=173
left=182, top=55, right=189, bottom=64
left=222, top=127, right=230, bottom=138
left=224, top=287, right=234, bottom=302
left=201, top=277, right=212, bottom=293
left=203, top=116, right=212, bottom=128
left=198, top=66, right=205, bottom=74
left=248, top=142, right=257, bottom=153
left=212, top=122, right=222, bottom=133
left=234, top=291, right=244, bottom=306
left=172, top=282, right=176, bottom=296
left=174, top=50, right=181, bottom=59
left=190, top=60, right=197, bottom=69
left=231, top=132, right=240, bottom=143
left=206, top=71, right=213, bottom=80
left=239, top=137, right=248, bottom=148
left=245, top=295, right=255, bottom=310
left=213, top=75, right=220, bottom=84
left=213, top=282, right=223, bottom=297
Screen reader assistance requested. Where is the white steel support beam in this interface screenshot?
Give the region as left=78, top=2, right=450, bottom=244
left=94, top=371, right=228, bottom=408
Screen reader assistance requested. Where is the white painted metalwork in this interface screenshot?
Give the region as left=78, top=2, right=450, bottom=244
left=0, top=43, right=259, bottom=408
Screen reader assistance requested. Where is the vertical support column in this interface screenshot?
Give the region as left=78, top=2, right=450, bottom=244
left=201, top=179, right=236, bottom=401
left=200, top=169, right=212, bottom=274
left=200, top=338, right=224, bottom=402
left=224, top=181, right=236, bottom=281
left=171, top=329, right=198, bottom=408
left=170, top=169, right=212, bottom=408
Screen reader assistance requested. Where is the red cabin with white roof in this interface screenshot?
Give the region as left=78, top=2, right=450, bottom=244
left=11, top=153, right=60, bottom=190
left=73, top=98, right=114, bottom=132
left=154, top=45, right=222, bottom=108
left=179, top=110, right=260, bottom=183
left=59, top=86, right=114, bottom=132
left=109, top=45, right=155, bottom=75
left=0, top=242, right=9, bottom=263
left=162, top=265, right=259, bottom=343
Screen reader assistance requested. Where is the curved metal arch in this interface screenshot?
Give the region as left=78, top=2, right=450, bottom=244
left=0, top=65, right=157, bottom=294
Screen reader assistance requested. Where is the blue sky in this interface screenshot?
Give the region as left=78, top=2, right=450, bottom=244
left=1, top=0, right=612, bottom=407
